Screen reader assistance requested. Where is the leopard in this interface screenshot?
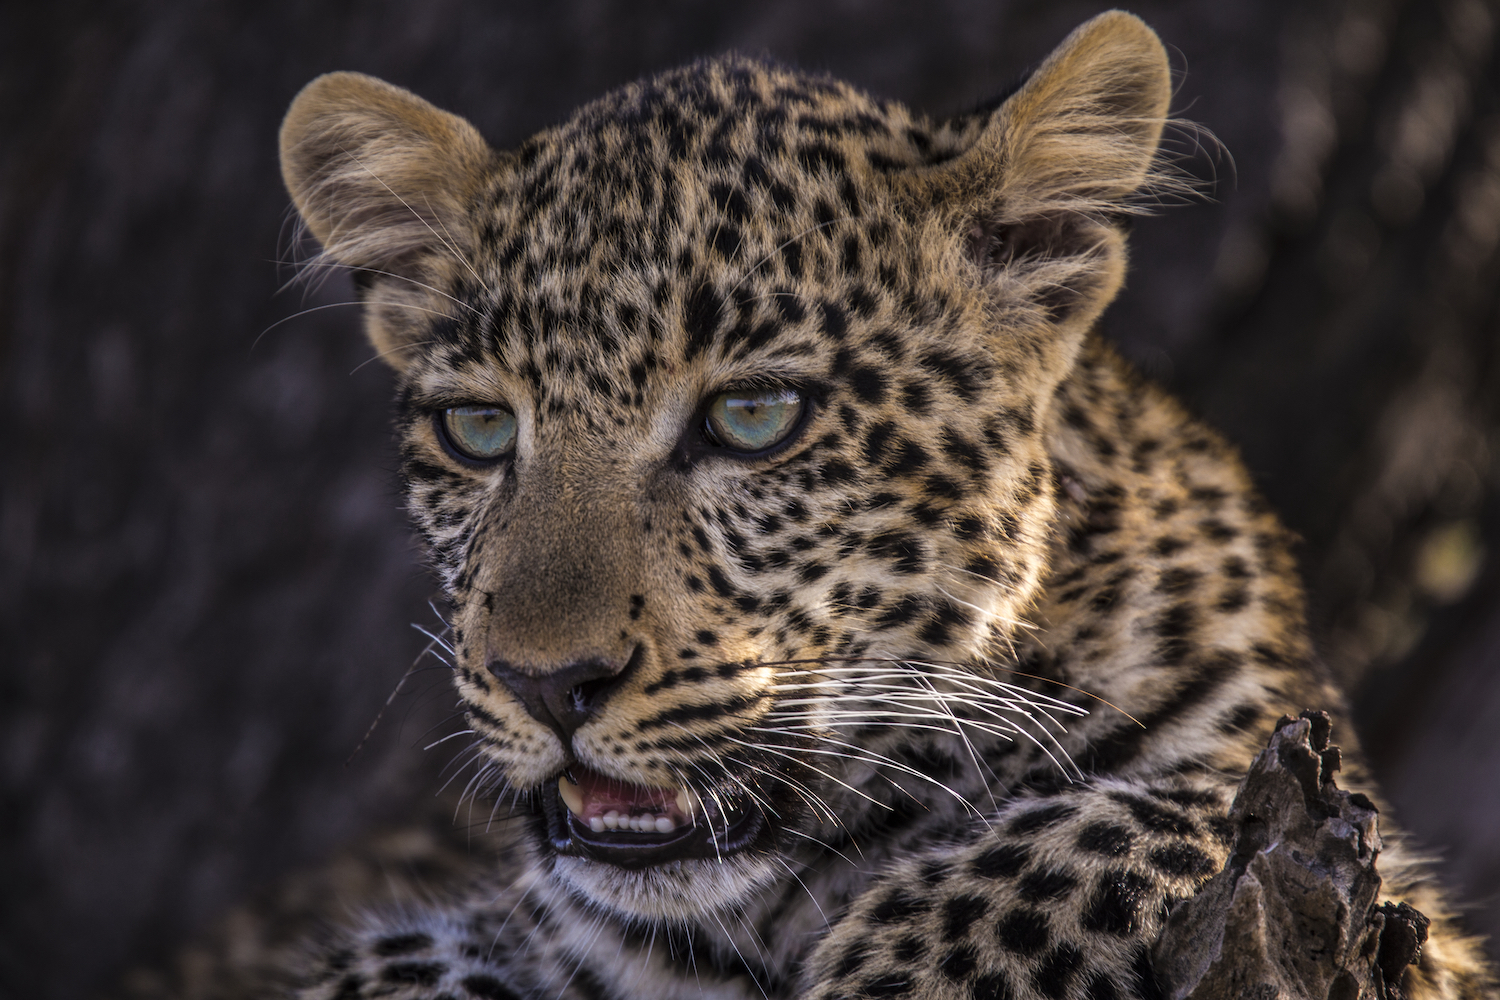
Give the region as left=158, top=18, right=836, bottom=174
left=275, top=11, right=1497, bottom=1000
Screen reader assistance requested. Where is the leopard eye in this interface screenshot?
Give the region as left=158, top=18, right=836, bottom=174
left=704, top=388, right=805, bottom=453
left=440, top=405, right=517, bottom=461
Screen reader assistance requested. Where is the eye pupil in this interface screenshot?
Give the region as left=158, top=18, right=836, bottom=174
left=442, top=406, right=517, bottom=461
left=705, top=389, right=804, bottom=453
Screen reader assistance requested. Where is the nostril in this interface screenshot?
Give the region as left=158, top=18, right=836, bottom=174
left=486, top=648, right=641, bottom=746
left=571, top=675, right=618, bottom=715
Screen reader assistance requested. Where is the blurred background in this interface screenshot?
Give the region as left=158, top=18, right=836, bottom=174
left=3, top=0, right=1498, bottom=996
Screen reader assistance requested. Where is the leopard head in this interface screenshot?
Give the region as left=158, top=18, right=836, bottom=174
left=279, top=11, right=1173, bottom=922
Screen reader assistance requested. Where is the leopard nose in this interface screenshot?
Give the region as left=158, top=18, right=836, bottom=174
left=486, top=655, right=631, bottom=746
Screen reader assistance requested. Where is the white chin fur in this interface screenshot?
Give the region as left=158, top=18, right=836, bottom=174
left=551, top=853, right=780, bottom=921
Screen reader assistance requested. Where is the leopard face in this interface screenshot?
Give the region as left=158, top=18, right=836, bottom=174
left=280, top=16, right=1173, bottom=923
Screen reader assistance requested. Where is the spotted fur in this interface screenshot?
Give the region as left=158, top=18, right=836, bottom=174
left=278, top=12, right=1495, bottom=1000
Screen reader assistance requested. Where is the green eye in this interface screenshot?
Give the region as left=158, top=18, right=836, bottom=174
left=440, top=405, right=517, bottom=461
left=704, top=388, right=806, bottom=453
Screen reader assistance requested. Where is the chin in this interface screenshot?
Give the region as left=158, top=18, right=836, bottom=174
left=550, top=852, right=782, bottom=922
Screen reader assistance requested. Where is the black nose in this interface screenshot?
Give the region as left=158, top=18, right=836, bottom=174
left=486, top=655, right=631, bottom=746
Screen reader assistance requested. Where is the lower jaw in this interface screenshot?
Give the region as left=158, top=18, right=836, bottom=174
left=540, top=783, right=766, bottom=870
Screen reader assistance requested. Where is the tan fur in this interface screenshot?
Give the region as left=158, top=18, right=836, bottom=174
left=273, top=11, right=1496, bottom=1000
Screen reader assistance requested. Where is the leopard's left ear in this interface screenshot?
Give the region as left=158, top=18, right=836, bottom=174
left=917, top=10, right=1171, bottom=214
left=900, top=11, right=1173, bottom=325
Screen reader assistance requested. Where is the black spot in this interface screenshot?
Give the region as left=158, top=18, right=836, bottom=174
left=1223, top=556, right=1251, bottom=578
left=863, top=974, right=912, bottom=998
left=774, top=290, right=806, bottom=324
left=1199, top=518, right=1239, bottom=542
left=850, top=365, right=888, bottom=403
left=1153, top=536, right=1187, bottom=557
left=1148, top=843, right=1217, bottom=878
left=870, top=889, right=931, bottom=924
left=995, top=908, right=1049, bottom=955
left=799, top=143, right=847, bottom=174
left=1217, top=587, right=1250, bottom=613
left=711, top=223, right=743, bottom=259
left=837, top=940, right=870, bottom=978
left=706, top=565, right=736, bottom=598
left=382, top=962, right=445, bottom=987
left=972, top=842, right=1031, bottom=879
left=814, top=197, right=837, bottom=228
left=1110, top=793, right=1198, bottom=836
left=1149, top=786, right=1221, bottom=809
left=1033, top=944, right=1084, bottom=1000
left=463, top=974, right=522, bottom=1000
left=942, top=894, right=992, bottom=941
left=900, top=382, right=931, bottom=413
left=894, top=935, right=926, bottom=963
left=863, top=420, right=896, bottom=464
left=1155, top=567, right=1201, bottom=595
left=1017, top=868, right=1079, bottom=904
left=373, top=933, right=433, bottom=957
left=1151, top=603, right=1197, bottom=663
left=683, top=283, right=722, bottom=360
left=1076, top=822, right=1134, bottom=857
left=873, top=595, right=924, bottom=628
left=1086, top=974, right=1120, bottom=1000
left=782, top=240, right=804, bottom=276
left=868, top=531, right=924, bottom=574
left=1007, top=803, right=1077, bottom=836
left=1131, top=947, right=1168, bottom=1000
left=883, top=438, right=930, bottom=477
left=972, top=970, right=1015, bottom=1000
left=1081, top=869, right=1154, bottom=935
left=938, top=945, right=978, bottom=981
left=842, top=234, right=863, bottom=271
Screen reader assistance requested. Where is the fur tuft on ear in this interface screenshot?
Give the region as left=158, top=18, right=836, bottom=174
left=279, top=72, right=495, bottom=274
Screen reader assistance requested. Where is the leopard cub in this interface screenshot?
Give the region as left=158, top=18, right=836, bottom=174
left=277, top=11, right=1496, bottom=999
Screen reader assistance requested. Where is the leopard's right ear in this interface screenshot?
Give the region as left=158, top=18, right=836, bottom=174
left=279, top=72, right=496, bottom=275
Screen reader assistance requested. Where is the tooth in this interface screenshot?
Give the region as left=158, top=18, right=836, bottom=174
left=589, top=816, right=605, bottom=833
left=604, top=810, right=620, bottom=830
left=675, top=787, right=700, bottom=821
left=655, top=816, right=674, bottom=833
left=558, top=775, right=584, bottom=817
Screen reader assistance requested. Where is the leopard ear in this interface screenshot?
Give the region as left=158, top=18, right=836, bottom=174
left=279, top=71, right=495, bottom=275
left=898, top=12, right=1173, bottom=333
left=922, top=10, right=1173, bottom=217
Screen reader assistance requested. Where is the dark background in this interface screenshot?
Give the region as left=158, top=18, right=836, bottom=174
left=3, top=1, right=1498, bottom=997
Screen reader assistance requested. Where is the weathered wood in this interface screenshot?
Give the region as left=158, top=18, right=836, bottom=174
left=1154, top=713, right=1430, bottom=1000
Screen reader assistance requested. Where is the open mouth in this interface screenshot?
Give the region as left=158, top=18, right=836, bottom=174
left=542, top=765, right=765, bottom=869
